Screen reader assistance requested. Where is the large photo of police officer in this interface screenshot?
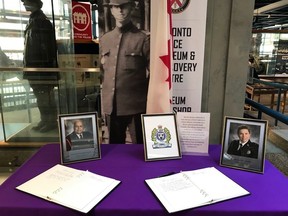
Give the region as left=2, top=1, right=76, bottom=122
left=220, top=116, right=268, bottom=173
left=98, top=0, right=150, bottom=144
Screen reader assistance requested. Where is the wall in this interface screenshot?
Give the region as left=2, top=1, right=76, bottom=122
left=202, top=0, right=255, bottom=144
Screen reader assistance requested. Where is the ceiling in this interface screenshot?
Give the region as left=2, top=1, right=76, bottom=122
left=253, top=0, right=288, bottom=30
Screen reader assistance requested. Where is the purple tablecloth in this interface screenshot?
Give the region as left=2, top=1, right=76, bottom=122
left=0, top=144, right=287, bottom=216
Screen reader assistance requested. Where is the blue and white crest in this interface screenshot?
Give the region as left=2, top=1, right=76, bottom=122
left=151, top=125, right=172, bottom=149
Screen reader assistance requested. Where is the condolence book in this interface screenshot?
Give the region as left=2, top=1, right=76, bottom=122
left=145, top=167, right=249, bottom=213
left=16, top=164, right=120, bottom=213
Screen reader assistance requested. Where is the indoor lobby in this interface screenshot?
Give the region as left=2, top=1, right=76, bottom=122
left=0, top=0, right=288, bottom=215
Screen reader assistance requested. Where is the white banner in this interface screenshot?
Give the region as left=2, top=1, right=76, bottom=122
left=171, top=0, right=208, bottom=112
left=147, top=0, right=172, bottom=113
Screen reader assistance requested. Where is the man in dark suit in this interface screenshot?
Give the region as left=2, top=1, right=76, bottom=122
left=66, top=119, right=94, bottom=151
left=100, top=0, right=150, bottom=144
left=227, top=125, right=259, bottom=159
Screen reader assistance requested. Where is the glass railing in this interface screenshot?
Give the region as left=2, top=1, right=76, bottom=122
left=0, top=66, right=101, bottom=144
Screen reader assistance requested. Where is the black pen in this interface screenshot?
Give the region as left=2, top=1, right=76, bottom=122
left=158, top=172, right=176, bottom=177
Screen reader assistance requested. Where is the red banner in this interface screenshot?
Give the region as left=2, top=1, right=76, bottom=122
left=72, top=1, right=92, bottom=40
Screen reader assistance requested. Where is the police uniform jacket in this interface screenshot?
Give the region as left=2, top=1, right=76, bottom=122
left=227, top=139, right=259, bottom=159
left=100, top=22, right=150, bottom=116
left=23, top=9, right=58, bottom=81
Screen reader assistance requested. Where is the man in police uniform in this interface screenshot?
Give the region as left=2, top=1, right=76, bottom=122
left=100, top=0, right=150, bottom=144
left=227, top=125, right=259, bottom=159
left=21, top=0, right=59, bottom=132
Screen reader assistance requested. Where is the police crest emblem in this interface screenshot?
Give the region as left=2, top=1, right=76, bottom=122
left=142, top=113, right=181, bottom=161
left=151, top=125, right=172, bottom=149
left=171, top=0, right=190, bottom=14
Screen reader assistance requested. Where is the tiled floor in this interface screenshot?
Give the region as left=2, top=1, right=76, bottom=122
left=0, top=174, right=9, bottom=184
left=266, top=139, right=287, bottom=154
left=0, top=168, right=15, bottom=185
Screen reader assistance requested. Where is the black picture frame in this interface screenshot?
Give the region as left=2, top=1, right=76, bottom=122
left=58, top=112, right=101, bottom=164
left=220, top=116, right=268, bottom=173
left=141, top=113, right=182, bottom=161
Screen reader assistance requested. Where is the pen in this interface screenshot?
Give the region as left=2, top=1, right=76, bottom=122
left=158, top=172, right=176, bottom=177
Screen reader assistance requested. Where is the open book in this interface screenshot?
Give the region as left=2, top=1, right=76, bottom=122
left=145, top=167, right=249, bottom=213
left=16, top=164, right=120, bottom=213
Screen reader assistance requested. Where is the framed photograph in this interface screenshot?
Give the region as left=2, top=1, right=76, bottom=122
left=141, top=113, right=181, bottom=161
left=58, top=112, right=101, bottom=164
left=220, top=116, right=268, bottom=173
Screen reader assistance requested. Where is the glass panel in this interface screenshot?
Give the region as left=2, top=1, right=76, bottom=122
left=0, top=1, right=27, bottom=144
left=251, top=32, right=288, bottom=75
left=0, top=0, right=100, bottom=145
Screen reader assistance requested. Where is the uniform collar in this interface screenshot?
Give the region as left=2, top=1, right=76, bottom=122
left=240, top=140, right=250, bottom=146
left=116, top=21, right=136, bottom=33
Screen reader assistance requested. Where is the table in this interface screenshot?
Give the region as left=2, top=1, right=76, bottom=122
left=259, top=74, right=288, bottom=84
left=0, top=144, right=287, bottom=216
left=246, top=83, right=287, bottom=113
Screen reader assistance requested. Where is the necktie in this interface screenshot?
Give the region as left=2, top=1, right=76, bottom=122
left=237, top=143, right=243, bottom=151
left=79, top=134, right=83, bottom=139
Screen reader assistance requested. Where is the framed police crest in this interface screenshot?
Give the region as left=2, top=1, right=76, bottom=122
left=141, top=113, right=182, bottom=161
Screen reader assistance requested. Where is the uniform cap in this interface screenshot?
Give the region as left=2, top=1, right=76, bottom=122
left=109, top=0, right=134, bottom=5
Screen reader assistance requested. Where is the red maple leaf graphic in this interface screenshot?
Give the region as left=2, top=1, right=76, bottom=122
left=160, top=39, right=172, bottom=90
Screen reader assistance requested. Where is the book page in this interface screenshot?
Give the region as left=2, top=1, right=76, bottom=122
left=46, top=170, right=120, bottom=212
left=146, top=167, right=249, bottom=213
left=182, top=167, right=250, bottom=202
left=145, top=172, right=212, bottom=213
left=16, top=164, right=120, bottom=213
left=17, top=164, right=85, bottom=199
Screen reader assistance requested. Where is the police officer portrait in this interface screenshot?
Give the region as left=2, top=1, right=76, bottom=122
left=59, top=113, right=100, bottom=164
left=98, top=0, right=150, bottom=144
left=220, top=117, right=268, bottom=173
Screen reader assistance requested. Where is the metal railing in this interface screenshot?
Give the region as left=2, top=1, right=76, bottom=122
left=245, top=78, right=288, bottom=126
